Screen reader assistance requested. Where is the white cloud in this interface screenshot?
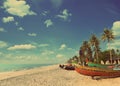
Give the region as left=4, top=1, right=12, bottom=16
left=51, top=0, right=63, bottom=8
left=7, top=44, right=36, bottom=50
left=3, top=0, right=36, bottom=17
left=30, top=42, right=49, bottom=47
left=44, top=19, right=53, bottom=28
left=57, top=9, right=72, bottom=21
left=67, top=48, right=74, bottom=50
left=56, top=54, right=64, bottom=58
left=1, top=53, right=43, bottom=64
left=28, top=33, right=37, bottom=37
left=112, top=21, right=120, bottom=37
left=107, top=39, right=120, bottom=50
left=2, top=16, right=14, bottom=23
left=41, top=11, right=49, bottom=16
left=107, top=21, right=120, bottom=50
left=0, top=41, right=8, bottom=48
left=59, top=44, right=66, bottom=50
left=39, top=44, right=49, bottom=47
left=14, top=55, right=39, bottom=61
left=0, top=52, right=3, bottom=56
left=41, top=50, right=54, bottom=55
left=15, top=22, right=19, bottom=26
left=0, top=28, right=6, bottom=32
left=17, top=27, right=24, bottom=31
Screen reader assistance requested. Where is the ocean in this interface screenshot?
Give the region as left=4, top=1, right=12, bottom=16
left=0, top=63, right=54, bottom=72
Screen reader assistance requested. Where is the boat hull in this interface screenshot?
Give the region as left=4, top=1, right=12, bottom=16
left=87, top=62, right=114, bottom=68
left=75, top=65, right=120, bottom=77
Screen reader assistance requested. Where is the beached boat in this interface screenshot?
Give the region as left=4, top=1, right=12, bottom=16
left=59, top=64, right=75, bottom=70
left=87, top=62, right=114, bottom=68
left=75, top=64, right=120, bottom=78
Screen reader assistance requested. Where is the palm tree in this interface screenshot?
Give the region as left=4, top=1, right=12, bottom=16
left=73, top=56, right=79, bottom=63
left=114, top=49, right=120, bottom=64
left=82, top=41, right=90, bottom=56
left=78, top=46, right=83, bottom=64
left=89, top=34, right=100, bottom=63
left=87, top=47, right=92, bottom=61
left=100, top=50, right=110, bottom=64
left=80, top=41, right=91, bottom=64
left=101, top=29, right=115, bottom=64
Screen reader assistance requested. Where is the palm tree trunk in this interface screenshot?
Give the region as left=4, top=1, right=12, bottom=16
left=94, top=42, right=99, bottom=63
left=110, top=49, right=112, bottom=64
left=108, top=42, right=112, bottom=64
left=96, top=51, right=99, bottom=63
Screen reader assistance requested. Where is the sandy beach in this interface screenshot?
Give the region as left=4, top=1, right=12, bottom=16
left=0, top=64, right=120, bottom=86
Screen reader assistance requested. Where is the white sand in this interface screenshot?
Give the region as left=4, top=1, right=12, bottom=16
left=0, top=64, right=120, bottom=86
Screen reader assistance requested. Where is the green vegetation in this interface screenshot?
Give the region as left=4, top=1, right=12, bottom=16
left=67, top=29, right=120, bottom=65
left=101, top=29, right=115, bottom=64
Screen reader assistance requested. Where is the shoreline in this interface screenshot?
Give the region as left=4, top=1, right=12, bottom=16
left=0, top=64, right=58, bottom=81
left=0, top=64, right=120, bottom=86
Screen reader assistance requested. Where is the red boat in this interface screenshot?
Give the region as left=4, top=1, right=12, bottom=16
left=75, top=64, right=120, bottom=78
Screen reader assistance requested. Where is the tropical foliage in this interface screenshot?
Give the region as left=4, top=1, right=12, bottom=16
left=101, top=29, right=115, bottom=64
left=67, top=28, right=120, bottom=65
left=89, top=34, right=100, bottom=63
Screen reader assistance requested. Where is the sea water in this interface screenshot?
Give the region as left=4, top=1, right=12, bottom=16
left=0, top=63, right=54, bottom=72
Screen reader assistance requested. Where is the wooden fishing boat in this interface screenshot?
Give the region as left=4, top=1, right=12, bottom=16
left=75, top=64, right=120, bottom=78
left=87, top=62, right=114, bottom=68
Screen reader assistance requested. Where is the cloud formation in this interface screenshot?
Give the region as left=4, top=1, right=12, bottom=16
left=3, top=0, right=36, bottom=17
left=108, top=21, right=120, bottom=50
left=56, top=54, right=64, bottom=58
left=41, top=50, right=54, bottom=55
left=17, top=27, right=24, bottom=31
left=0, top=52, right=3, bottom=56
left=7, top=44, right=36, bottom=50
left=15, top=22, right=19, bottom=26
left=57, top=9, right=72, bottom=21
left=2, top=16, right=14, bottom=23
left=59, top=44, right=66, bottom=50
left=39, top=44, right=49, bottom=47
left=41, top=11, right=49, bottom=16
left=44, top=19, right=53, bottom=28
left=112, top=21, right=120, bottom=37
left=108, top=39, right=120, bottom=50
left=0, top=28, right=6, bottom=32
left=0, top=41, right=8, bottom=48
left=28, top=33, right=37, bottom=37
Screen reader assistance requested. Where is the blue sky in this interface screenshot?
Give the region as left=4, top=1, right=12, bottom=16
left=0, top=0, right=120, bottom=64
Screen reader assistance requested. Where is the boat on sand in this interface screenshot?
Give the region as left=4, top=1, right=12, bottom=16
left=75, top=64, right=120, bottom=79
left=59, top=64, right=75, bottom=70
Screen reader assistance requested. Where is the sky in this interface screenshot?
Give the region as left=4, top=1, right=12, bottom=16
left=0, top=0, right=120, bottom=64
